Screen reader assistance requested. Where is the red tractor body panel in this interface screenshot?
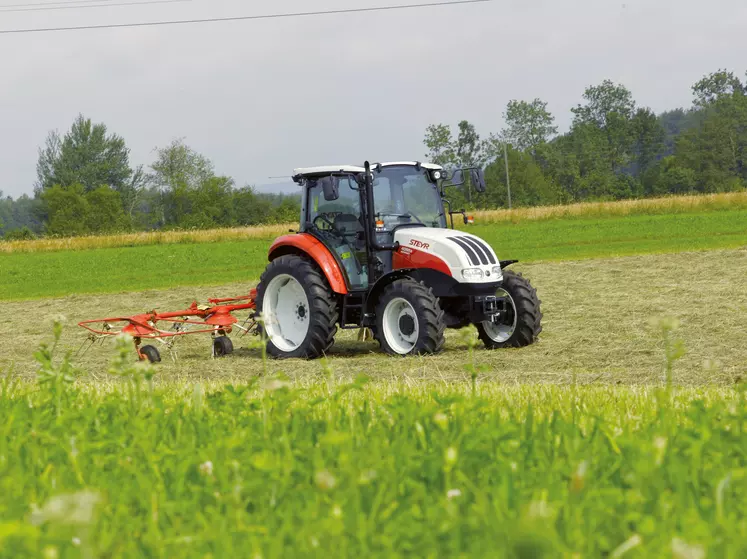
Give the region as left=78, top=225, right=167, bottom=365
left=268, top=233, right=349, bottom=295
left=392, top=246, right=452, bottom=278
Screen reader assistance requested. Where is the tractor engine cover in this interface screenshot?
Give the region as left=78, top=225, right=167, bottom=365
left=392, top=228, right=503, bottom=284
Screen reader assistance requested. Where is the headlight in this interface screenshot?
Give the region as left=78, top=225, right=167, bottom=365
left=462, top=268, right=484, bottom=280
left=492, top=266, right=502, bottom=276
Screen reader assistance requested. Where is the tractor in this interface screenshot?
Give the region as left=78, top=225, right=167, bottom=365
left=256, top=161, right=542, bottom=358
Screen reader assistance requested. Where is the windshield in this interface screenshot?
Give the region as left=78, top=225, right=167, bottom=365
left=372, top=166, right=446, bottom=229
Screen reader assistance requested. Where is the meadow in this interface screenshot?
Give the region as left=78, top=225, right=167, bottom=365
left=1, top=208, right=746, bottom=301
left=0, top=194, right=746, bottom=557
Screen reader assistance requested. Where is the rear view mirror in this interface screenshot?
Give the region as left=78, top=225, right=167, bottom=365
left=471, top=169, right=486, bottom=193
left=449, top=169, right=465, bottom=186
left=320, top=176, right=340, bottom=201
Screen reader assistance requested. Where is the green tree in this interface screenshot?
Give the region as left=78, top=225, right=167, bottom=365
left=233, top=186, right=272, bottom=226
left=423, top=124, right=456, bottom=166
left=485, top=146, right=561, bottom=207
left=692, top=70, right=744, bottom=107
left=501, top=99, right=558, bottom=153
left=86, top=186, right=128, bottom=234
left=675, top=71, right=747, bottom=191
left=571, top=80, right=636, bottom=175
left=42, top=184, right=90, bottom=237
left=631, top=108, right=666, bottom=183
left=454, top=120, right=486, bottom=167
left=150, top=139, right=234, bottom=228
left=36, top=115, right=132, bottom=193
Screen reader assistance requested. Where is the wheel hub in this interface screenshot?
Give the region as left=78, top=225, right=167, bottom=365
left=399, top=314, right=416, bottom=336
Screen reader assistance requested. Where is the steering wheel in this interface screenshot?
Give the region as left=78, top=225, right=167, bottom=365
left=313, top=214, right=337, bottom=232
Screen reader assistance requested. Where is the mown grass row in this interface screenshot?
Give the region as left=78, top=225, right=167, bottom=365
left=0, top=332, right=745, bottom=558
left=2, top=191, right=746, bottom=254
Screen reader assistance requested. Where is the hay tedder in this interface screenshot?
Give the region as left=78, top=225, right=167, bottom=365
left=80, top=160, right=543, bottom=363
left=78, top=292, right=258, bottom=363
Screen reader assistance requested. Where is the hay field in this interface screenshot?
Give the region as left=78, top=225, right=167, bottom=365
left=2, top=248, right=745, bottom=386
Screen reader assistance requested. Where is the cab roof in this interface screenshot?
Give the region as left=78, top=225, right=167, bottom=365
left=293, top=162, right=443, bottom=179
left=293, top=165, right=366, bottom=178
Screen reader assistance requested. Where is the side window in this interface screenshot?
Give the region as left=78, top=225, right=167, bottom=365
left=308, top=178, right=361, bottom=225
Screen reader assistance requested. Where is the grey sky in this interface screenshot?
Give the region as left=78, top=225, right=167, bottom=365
left=1, top=0, right=746, bottom=198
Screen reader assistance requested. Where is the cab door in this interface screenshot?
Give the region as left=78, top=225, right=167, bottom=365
left=307, top=177, right=369, bottom=291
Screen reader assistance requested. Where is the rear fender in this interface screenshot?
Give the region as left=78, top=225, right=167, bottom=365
left=268, top=233, right=349, bottom=295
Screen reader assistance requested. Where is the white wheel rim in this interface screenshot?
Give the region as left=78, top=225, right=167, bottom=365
left=382, top=297, right=419, bottom=355
left=482, top=288, right=518, bottom=343
left=262, top=274, right=310, bottom=352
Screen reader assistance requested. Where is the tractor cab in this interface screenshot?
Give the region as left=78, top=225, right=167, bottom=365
left=292, top=162, right=477, bottom=291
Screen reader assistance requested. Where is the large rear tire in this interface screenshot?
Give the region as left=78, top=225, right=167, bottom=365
left=256, top=255, right=339, bottom=359
left=374, top=278, right=446, bottom=356
left=477, top=270, right=542, bottom=349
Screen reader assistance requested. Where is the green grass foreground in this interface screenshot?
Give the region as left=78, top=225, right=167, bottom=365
left=1, top=209, right=746, bottom=300
left=1, top=340, right=745, bottom=558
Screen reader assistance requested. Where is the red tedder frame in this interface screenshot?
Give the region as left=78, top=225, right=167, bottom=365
left=78, top=289, right=258, bottom=361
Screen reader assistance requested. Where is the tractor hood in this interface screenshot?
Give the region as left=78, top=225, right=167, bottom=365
left=392, top=227, right=503, bottom=284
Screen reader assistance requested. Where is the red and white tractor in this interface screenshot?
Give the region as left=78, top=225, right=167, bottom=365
left=256, top=161, right=542, bottom=358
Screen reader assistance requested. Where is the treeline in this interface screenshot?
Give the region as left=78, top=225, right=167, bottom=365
left=2, top=69, right=746, bottom=239
left=0, top=117, right=300, bottom=239
left=424, top=69, right=747, bottom=209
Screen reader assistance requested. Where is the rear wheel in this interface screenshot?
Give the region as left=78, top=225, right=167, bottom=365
left=374, top=278, right=445, bottom=356
left=477, top=270, right=542, bottom=349
left=257, top=254, right=339, bottom=359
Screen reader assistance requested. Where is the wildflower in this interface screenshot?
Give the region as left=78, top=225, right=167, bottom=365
left=30, top=491, right=101, bottom=526
left=71, top=537, right=81, bottom=547
left=527, top=499, right=552, bottom=520
left=570, top=461, right=588, bottom=493
left=447, top=489, right=462, bottom=500
left=444, top=447, right=458, bottom=468
left=314, top=469, right=337, bottom=491
left=332, top=504, right=343, bottom=519
left=358, top=469, right=377, bottom=485
left=199, top=461, right=214, bottom=477
left=672, top=538, right=705, bottom=559
left=433, top=412, right=449, bottom=430
left=265, top=379, right=291, bottom=392
left=654, top=437, right=668, bottom=466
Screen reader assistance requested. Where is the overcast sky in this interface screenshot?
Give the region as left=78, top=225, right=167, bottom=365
left=1, top=0, right=746, bottom=198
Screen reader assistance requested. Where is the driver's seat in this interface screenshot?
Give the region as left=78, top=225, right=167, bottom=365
left=334, top=213, right=364, bottom=237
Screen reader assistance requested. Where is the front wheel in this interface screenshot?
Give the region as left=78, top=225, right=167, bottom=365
left=374, top=278, right=446, bottom=356
left=477, top=270, right=542, bottom=349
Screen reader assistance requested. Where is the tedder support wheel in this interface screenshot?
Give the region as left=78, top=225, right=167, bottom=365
left=139, top=345, right=161, bottom=364
left=477, top=270, right=543, bottom=349
left=374, top=278, right=446, bottom=356
left=256, top=254, right=339, bottom=359
left=213, top=336, right=234, bottom=357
